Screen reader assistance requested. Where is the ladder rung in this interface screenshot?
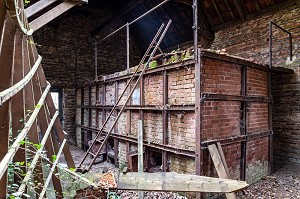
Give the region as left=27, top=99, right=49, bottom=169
left=89, top=151, right=96, bottom=156
left=96, top=138, right=104, bottom=143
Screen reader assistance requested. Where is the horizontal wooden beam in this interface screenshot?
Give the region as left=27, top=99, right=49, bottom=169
left=29, top=1, right=78, bottom=32
left=25, top=0, right=58, bottom=18
left=116, top=172, right=248, bottom=193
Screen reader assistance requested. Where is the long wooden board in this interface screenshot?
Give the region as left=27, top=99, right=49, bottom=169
left=116, top=172, right=248, bottom=193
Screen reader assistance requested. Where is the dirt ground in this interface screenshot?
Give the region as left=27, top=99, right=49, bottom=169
left=66, top=145, right=300, bottom=198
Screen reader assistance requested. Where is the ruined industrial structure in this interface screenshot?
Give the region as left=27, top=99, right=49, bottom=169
left=0, top=0, right=299, bottom=198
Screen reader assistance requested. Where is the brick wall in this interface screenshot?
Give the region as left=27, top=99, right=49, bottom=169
left=210, top=2, right=300, bottom=167
left=77, top=51, right=270, bottom=185
left=34, top=11, right=141, bottom=143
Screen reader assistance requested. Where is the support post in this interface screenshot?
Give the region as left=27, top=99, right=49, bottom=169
left=126, top=23, right=130, bottom=70
left=138, top=120, right=144, bottom=199
left=95, top=42, right=98, bottom=80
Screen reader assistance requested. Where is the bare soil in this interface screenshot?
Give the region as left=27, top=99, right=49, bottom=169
left=67, top=145, right=300, bottom=198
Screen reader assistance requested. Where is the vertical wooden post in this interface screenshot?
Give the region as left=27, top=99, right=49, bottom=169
left=138, top=120, right=144, bottom=199
left=162, top=70, right=168, bottom=171
left=11, top=30, right=27, bottom=185
left=114, top=81, right=119, bottom=165
left=0, top=14, right=15, bottom=198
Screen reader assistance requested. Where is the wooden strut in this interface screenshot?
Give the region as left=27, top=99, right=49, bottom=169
left=208, top=143, right=236, bottom=199
left=39, top=139, right=67, bottom=199
left=0, top=83, right=51, bottom=180
left=17, top=111, right=58, bottom=195
left=0, top=55, right=42, bottom=106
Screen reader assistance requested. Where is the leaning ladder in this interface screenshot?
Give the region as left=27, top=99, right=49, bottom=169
left=77, top=20, right=172, bottom=172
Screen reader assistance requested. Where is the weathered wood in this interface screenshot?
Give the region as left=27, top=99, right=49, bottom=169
left=0, top=13, right=15, bottom=198
left=117, top=172, right=248, bottom=193
left=0, top=54, right=41, bottom=105
left=29, top=1, right=78, bottom=32
left=30, top=40, right=75, bottom=168
left=0, top=84, right=50, bottom=180
left=25, top=0, right=58, bottom=18
left=11, top=30, right=27, bottom=186
left=0, top=0, right=7, bottom=38
left=39, top=139, right=67, bottom=199
left=23, top=35, right=45, bottom=195
left=17, top=111, right=58, bottom=195
left=208, top=144, right=236, bottom=199
left=137, top=120, right=144, bottom=199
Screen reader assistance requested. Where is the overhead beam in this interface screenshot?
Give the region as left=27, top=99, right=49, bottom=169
left=91, top=0, right=142, bottom=36
left=24, top=0, right=58, bottom=18
left=213, top=0, right=298, bottom=31
left=29, top=1, right=78, bottom=32
left=233, top=0, right=245, bottom=20
left=116, top=172, right=248, bottom=193
left=211, top=0, right=224, bottom=23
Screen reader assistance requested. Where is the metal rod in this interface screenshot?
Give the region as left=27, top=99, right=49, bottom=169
left=100, top=0, right=170, bottom=42
left=126, top=23, right=130, bottom=70
left=269, top=21, right=293, bottom=67
left=94, top=41, right=98, bottom=80
left=193, top=0, right=198, bottom=62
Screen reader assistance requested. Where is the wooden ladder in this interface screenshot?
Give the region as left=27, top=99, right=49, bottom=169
left=77, top=20, right=172, bottom=173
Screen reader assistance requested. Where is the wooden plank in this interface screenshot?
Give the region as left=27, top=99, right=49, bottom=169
left=0, top=0, right=7, bottom=38
left=117, top=172, right=248, bottom=193
left=17, top=112, right=58, bottom=195
left=11, top=30, right=26, bottom=185
left=208, top=144, right=236, bottom=199
left=39, top=139, right=67, bottom=199
left=216, top=142, right=230, bottom=180
left=22, top=37, right=45, bottom=195
left=30, top=41, right=75, bottom=168
left=29, top=1, right=78, bottom=32
left=25, top=0, right=58, bottom=18
left=137, top=120, right=144, bottom=199
left=0, top=13, right=15, bottom=198
left=25, top=40, right=63, bottom=197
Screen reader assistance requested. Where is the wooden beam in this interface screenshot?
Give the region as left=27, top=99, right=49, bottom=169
left=224, top=0, right=235, bottom=20
left=211, top=0, right=224, bottom=23
left=91, top=0, right=141, bottom=36
left=233, top=0, right=245, bottom=20
left=116, top=172, right=248, bottom=193
left=11, top=30, right=27, bottom=186
left=208, top=144, right=236, bottom=199
left=30, top=40, right=75, bottom=168
left=0, top=13, right=15, bottom=198
left=25, top=0, right=58, bottom=18
left=29, top=1, right=78, bottom=32
left=254, top=0, right=261, bottom=12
